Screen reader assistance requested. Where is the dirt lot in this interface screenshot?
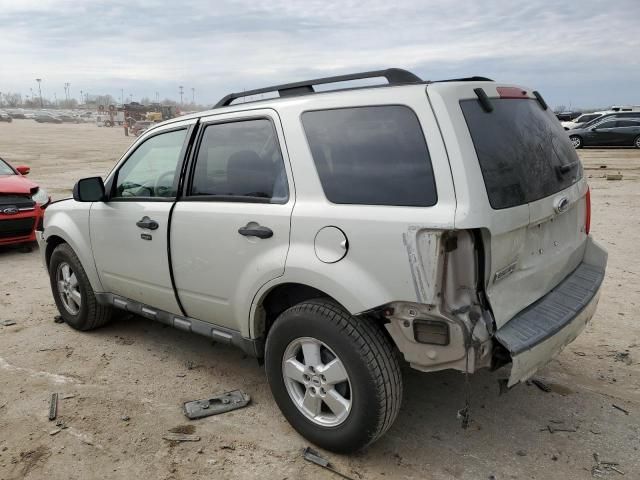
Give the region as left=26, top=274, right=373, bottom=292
left=1, top=120, right=639, bottom=479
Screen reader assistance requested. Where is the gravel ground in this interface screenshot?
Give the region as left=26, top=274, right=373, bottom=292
left=1, top=120, right=639, bottom=479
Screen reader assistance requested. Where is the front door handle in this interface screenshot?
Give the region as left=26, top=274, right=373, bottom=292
left=238, top=224, right=273, bottom=239
left=136, top=216, right=159, bottom=230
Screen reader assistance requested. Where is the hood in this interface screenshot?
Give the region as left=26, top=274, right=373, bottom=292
left=0, top=174, right=39, bottom=196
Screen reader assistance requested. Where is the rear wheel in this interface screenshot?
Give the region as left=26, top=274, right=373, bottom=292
left=265, top=299, right=402, bottom=453
left=49, top=243, right=112, bottom=330
left=634, top=135, right=640, bottom=149
left=570, top=135, right=582, bottom=149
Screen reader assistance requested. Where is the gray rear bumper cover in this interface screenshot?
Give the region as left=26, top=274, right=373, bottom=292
left=495, top=237, right=607, bottom=386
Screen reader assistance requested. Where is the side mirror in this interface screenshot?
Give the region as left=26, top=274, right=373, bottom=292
left=591, top=128, right=597, bottom=132
left=16, top=165, right=30, bottom=175
left=73, top=176, right=106, bottom=202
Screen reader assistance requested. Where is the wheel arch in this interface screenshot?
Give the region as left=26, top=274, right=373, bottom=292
left=43, top=224, right=104, bottom=293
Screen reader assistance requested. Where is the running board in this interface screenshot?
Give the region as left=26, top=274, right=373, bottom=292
left=95, top=293, right=263, bottom=358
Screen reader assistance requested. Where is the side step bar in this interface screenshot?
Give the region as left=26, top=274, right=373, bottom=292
left=95, top=293, right=263, bottom=358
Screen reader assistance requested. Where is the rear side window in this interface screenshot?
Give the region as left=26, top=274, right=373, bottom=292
left=460, top=98, right=583, bottom=210
left=190, top=119, right=288, bottom=203
left=302, top=106, right=437, bottom=207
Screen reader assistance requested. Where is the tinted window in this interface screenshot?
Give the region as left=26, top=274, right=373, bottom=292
left=460, top=98, right=582, bottom=210
left=302, top=106, right=437, bottom=207
left=114, top=129, right=187, bottom=198
left=190, top=119, right=288, bottom=203
left=616, top=120, right=640, bottom=127
left=594, top=121, right=616, bottom=129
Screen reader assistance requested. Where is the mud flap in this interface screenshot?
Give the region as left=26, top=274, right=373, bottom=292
left=495, top=238, right=607, bottom=387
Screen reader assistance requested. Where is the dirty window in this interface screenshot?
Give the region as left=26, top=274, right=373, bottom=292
left=302, top=106, right=437, bottom=207
left=460, top=98, right=583, bottom=210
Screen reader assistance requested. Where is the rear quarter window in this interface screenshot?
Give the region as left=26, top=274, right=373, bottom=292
left=302, top=106, right=437, bottom=207
left=460, top=98, right=583, bottom=209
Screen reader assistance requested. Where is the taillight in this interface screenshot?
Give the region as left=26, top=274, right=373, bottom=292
left=585, top=187, right=591, bottom=235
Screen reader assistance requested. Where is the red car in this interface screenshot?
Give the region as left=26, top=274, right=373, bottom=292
left=0, top=157, right=50, bottom=246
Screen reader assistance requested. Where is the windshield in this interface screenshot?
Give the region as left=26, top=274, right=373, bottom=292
left=0, top=158, right=16, bottom=175
left=461, top=98, right=582, bottom=210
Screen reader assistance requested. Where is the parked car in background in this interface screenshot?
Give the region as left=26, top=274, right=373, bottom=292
left=34, top=113, right=63, bottom=124
left=0, top=156, right=50, bottom=246
left=555, top=111, right=581, bottom=122
left=0, top=111, right=13, bottom=123
left=561, top=111, right=610, bottom=130
left=610, top=105, right=640, bottom=112
left=57, top=113, right=81, bottom=123
left=38, top=68, right=607, bottom=452
left=578, top=111, right=640, bottom=130
left=6, top=109, right=27, bottom=119
left=569, top=118, right=640, bottom=148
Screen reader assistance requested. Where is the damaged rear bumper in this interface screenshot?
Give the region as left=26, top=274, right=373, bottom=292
left=495, top=237, right=607, bottom=386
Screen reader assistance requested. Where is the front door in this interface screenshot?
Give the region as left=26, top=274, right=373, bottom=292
left=171, top=110, right=294, bottom=331
left=90, top=121, right=195, bottom=314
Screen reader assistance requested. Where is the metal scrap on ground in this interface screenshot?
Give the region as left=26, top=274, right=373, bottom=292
left=183, top=390, right=250, bottom=420
left=163, top=433, right=201, bottom=442
left=302, top=447, right=357, bottom=480
left=48, top=393, right=58, bottom=421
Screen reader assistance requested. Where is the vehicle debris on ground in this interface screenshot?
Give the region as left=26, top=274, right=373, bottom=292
left=183, top=390, right=250, bottom=420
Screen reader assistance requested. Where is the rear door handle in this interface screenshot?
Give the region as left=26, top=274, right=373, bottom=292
left=136, top=216, right=159, bottom=230
left=238, top=224, right=273, bottom=239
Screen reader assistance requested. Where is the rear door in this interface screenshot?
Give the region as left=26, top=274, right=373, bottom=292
left=428, top=83, right=589, bottom=328
left=170, top=109, right=294, bottom=332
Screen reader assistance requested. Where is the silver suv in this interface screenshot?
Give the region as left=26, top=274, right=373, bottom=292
left=38, top=68, right=607, bottom=452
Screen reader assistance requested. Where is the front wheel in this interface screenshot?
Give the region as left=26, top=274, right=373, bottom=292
left=570, top=135, right=583, bottom=149
left=634, top=135, right=640, bottom=149
left=265, top=299, right=403, bottom=453
left=49, top=243, right=112, bottom=330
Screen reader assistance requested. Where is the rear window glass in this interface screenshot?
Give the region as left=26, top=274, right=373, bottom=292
left=302, top=106, right=437, bottom=207
left=460, top=98, right=583, bottom=209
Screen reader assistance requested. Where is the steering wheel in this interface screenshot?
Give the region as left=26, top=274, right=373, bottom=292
left=154, top=171, right=176, bottom=197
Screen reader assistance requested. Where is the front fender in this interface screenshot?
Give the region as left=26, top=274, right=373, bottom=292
left=43, top=201, right=104, bottom=292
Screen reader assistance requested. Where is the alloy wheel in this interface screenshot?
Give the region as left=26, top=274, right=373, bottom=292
left=282, top=337, right=352, bottom=427
left=56, top=262, right=81, bottom=315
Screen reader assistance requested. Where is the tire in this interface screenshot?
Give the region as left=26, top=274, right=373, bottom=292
left=49, top=243, right=112, bottom=331
left=634, top=135, right=640, bottom=149
left=265, top=299, right=402, bottom=453
left=570, top=135, right=582, bottom=149
left=104, top=120, right=113, bottom=127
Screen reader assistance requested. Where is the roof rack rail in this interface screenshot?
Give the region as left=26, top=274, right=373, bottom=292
left=214, top=68, right=422, bottom=107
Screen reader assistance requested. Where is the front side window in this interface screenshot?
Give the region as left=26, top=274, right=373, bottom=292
left=190, top=119, right=288, bottom=203
left=113, top=129, right=187, bottom=198
left=302, top=106, right=437, bottom=207
left=594, top=121, right=615, bottom=129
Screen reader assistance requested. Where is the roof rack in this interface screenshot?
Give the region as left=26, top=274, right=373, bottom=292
left=214, top=68, right=423, bottom=107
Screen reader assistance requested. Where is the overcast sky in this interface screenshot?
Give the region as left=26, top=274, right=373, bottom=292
left=0, top=0, right=638, bottom=109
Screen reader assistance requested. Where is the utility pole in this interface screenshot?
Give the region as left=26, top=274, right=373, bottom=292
left=155, top=91, right=159, bottom=103
left=36, top=78, right=43, bottom=108
left=121, top=89, right=124, bottom=105
left=54, top=93, right=57, bottom=107
left=179, top=85, right=184, bottom=105
left=80, top=90, right=83, bottom=104
left=191, top=87, right=195, bottom=105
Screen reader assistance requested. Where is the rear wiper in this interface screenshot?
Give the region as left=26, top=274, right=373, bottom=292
left=557, top=160, right=580, bottom=175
